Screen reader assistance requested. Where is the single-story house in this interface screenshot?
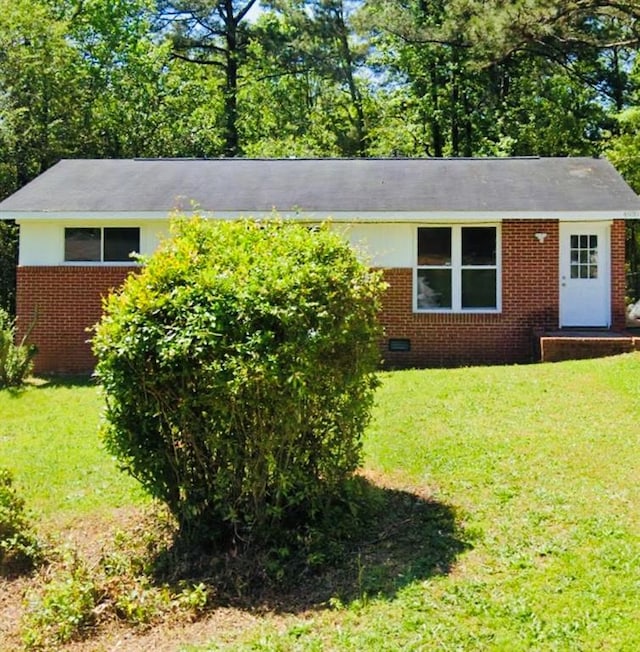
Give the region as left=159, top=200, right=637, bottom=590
left=0, top=156, right=639, bottom=374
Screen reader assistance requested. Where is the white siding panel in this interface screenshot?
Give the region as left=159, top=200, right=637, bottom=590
left=18, top=221, right=170, bottom=265
left=19, top=222, right=63, bottom=265
left=18, top=220, right=413, bottom=267
left=140, top=221, right=169, bottom=257
left=336, top=223, right=413, bottom=267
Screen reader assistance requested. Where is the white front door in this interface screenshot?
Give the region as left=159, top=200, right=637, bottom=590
left=559, top=222, right=610, bottom=327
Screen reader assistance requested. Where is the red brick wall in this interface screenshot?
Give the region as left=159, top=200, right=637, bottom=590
left=381, top=219, right=560, bottom=368
left=611, top=219, right=627, bottom=330
left=16, top=266, right=136, bottom=374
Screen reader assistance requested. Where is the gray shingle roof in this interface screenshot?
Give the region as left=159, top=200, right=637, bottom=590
left=1, top=157, right=638, bottom=215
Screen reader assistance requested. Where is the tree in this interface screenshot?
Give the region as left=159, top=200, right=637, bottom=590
left=0, top=468, right=43, bottom=569
left=360, top=0, right=640, bottom=63
left=52, top=0, right=218, bottom=160
left=156, top=1, right=259, bottom=157
left=0, top=0, right=90, bottom=193
left=60, top=0, right=174, bottom=158
left=0, top=307, right=36, bottom=389
left=262, top=0, right=372, bottom=156
left=239, top=2, right=375, bottom=157
left=359, top=0, right=638, bottom=157
left=93, top=217, right=385, bottom=549
left=607, top=58, right=640, bottom=303
left=0, top=221, right=17, bottom=315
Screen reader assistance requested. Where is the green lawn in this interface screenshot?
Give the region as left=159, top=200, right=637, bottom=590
left=0, top=378, right=146, bottom=526
left=2, top=355, right=640, bottom=650
left=200, top=354, right=640, bottom=651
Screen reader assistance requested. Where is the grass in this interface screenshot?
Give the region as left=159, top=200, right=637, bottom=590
left=0, top=377, right=146, bottom=526
left=1, top=354, right=640, bottom=650
left=197, top=354, right=640, bottom=651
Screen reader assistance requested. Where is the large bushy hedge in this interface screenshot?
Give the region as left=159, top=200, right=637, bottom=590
left=93, top=218, right=385, bottom=548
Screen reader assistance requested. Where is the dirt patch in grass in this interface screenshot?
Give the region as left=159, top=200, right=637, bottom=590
left=0, top=473, right=469, bottom=651
left=1, top=573, right=269, bottom=652
left=61, top=607, right=270, bottom=652
left=0, top=575, right=31, bottom=651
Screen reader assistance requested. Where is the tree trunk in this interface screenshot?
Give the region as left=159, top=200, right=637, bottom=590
left=333, top=4, right=367, bottom=157
left=224, top=2, right=240, bottom=157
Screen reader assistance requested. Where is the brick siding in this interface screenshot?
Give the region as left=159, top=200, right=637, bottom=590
left=381, top=219, right=628, bottom=368
left=15, top=219, right=628, bottom=373
left=540, top=336, right=640, bottom=362
left=16, top=266, right=136, bottom=374
left=611, top=219, right=627, bottom=330
left=382, top=220, right=559, bottom=368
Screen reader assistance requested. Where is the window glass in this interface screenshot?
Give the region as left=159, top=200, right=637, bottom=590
left=65, top=228, right=100, bottom=261
left=462, top=269, right=497, bottom=308
left=417, top=269, right=452, bottom=308
left=462, top=227, right=496, bottom=265
left=418, top=227, right=451, bottom=265
left=416, top=225, right=498, bottom=312
left=104, top=228, right=140, bottom=262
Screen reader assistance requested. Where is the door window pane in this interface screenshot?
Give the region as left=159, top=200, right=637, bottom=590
left=569, top=233, right=598, bottom=280
left=104, top=228, right=140, bottom=262
left=417, top=269, right=452, bottom=308
left=65, top=228, right=100, bottom=261
left=462, top=270, right=497, bottom=308
left=418, top=227, right=451, bottom=265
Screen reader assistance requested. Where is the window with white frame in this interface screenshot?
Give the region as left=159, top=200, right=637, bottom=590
left=416, top=225, right=499, bottom=311
left=64, top=227, right=140, bottom=262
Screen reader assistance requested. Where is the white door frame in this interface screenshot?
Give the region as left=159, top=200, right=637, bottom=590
left=559, top=222, right=611, bottom=328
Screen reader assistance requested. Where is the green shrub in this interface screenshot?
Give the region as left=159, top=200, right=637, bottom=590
left=0, top=468, right=43, bottom=571
left=93, top=217, right=385, bottom=549
left=0, top=307, right=36, bottom=388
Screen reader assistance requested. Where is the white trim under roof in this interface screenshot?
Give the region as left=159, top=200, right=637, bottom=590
left=8, top=210, right=639, bottom=223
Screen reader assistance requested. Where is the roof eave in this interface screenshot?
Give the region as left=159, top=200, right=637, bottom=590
left=3, top=210, right=638, bottom=222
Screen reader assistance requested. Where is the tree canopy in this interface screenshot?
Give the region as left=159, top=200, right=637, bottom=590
left=0, top=0, right=638, bottom=174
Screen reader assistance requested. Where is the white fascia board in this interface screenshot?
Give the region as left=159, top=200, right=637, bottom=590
left=11, top=212, right=174, bottom=222
left=9, top=209, right=639, bottom=223
left=298, top=210, right=637, bottom=222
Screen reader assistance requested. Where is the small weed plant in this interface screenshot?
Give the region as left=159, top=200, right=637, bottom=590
left=0, top=468, right=43, bottom=572
left=21, top=508, right=210, bottom=648
left=22, top=549, right=97, bottom=649
left=0, top=307, right=36, bottom=388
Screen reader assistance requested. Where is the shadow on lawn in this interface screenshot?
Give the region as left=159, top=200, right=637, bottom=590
left=153, top=478, right=471, bottom=614
left=28, top=374, right=95, bottom=389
